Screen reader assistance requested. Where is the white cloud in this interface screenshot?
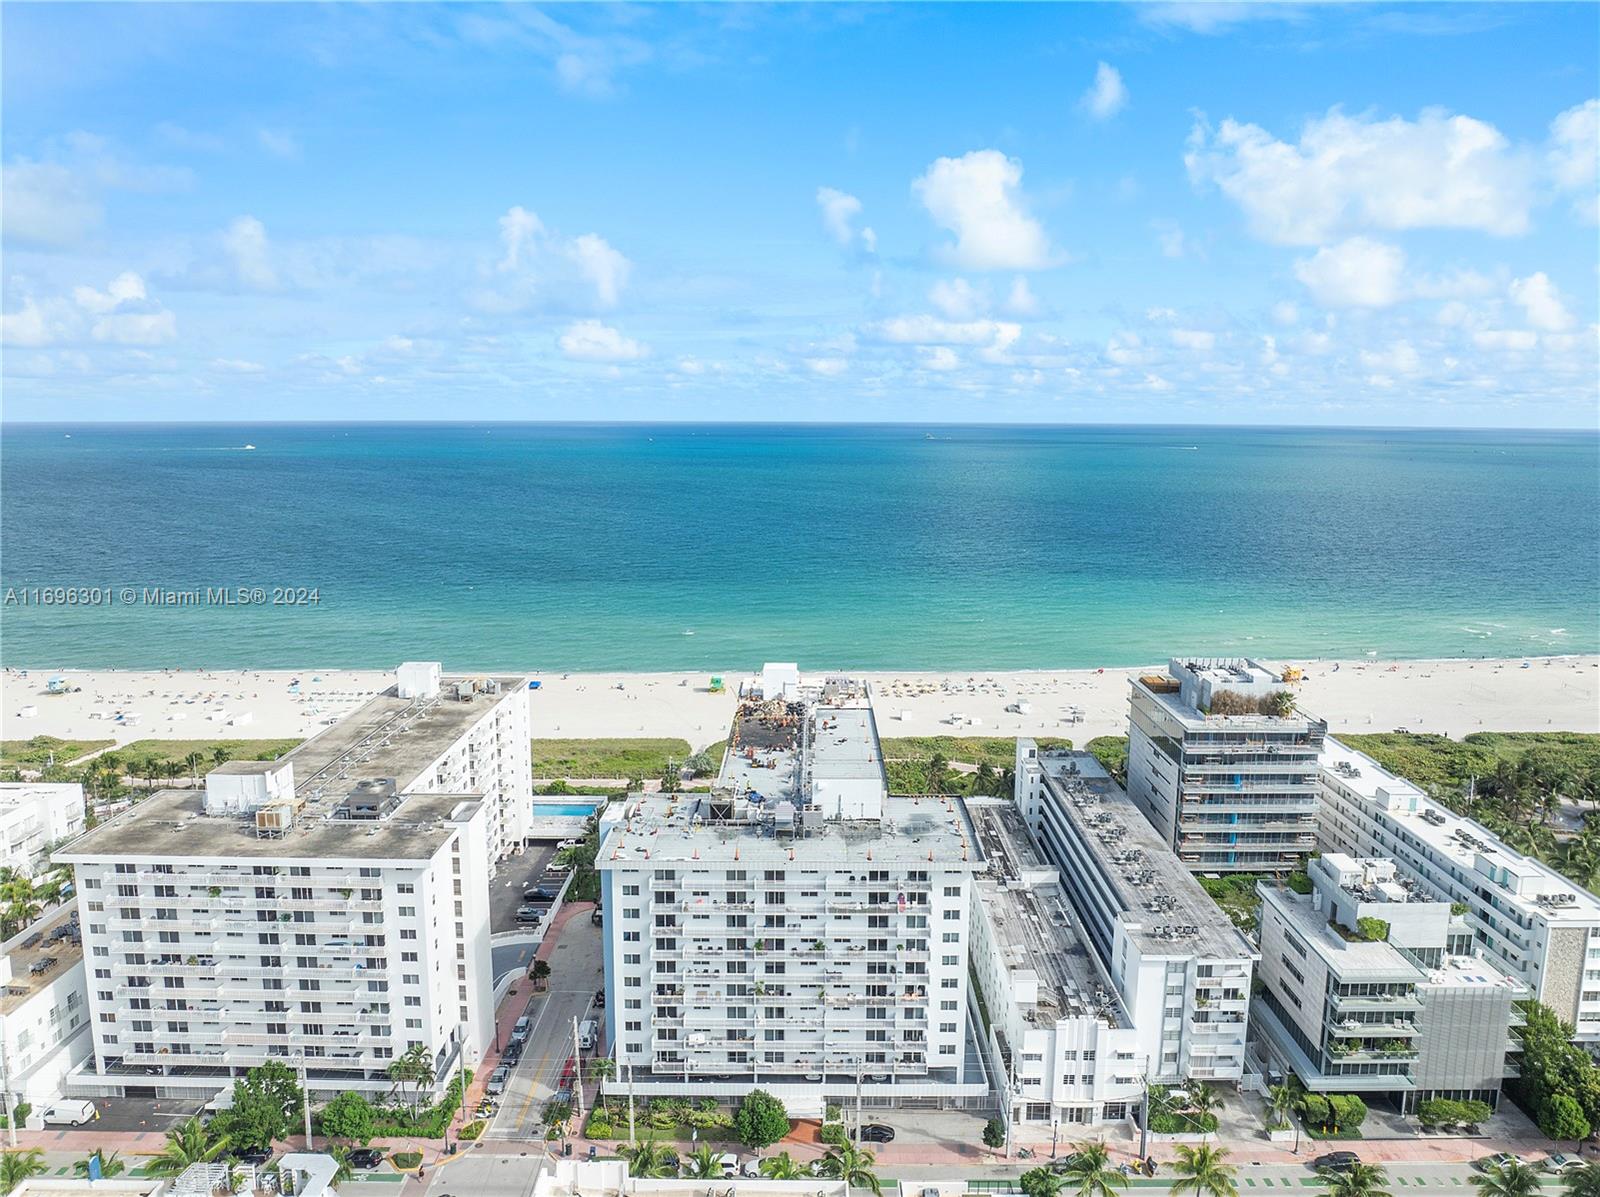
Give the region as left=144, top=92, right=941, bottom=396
left=674, top=357, right=705, bottom=375
left=72, top=272, right=147, bottom=315
left=1, top=160, right=102, bottom=248
left=224, top=216, right=279, bottom=290
left=0, top=298, right=61, bottom=347
left=1105, top=331, right=1144, bottom=365
left=1293, top=237, right=1407, bottom=307
left=920, top=346, right=962, bottom=371
left=1140, top=2, right=1305, bottom=34
left=1003, top=277, right=1039, bottom=316
left=1473, top=328, right=1538, bottom=351
left=1171, top=328, right=1216, bottom=351
left=212, top=358, right=266, bottom=373
left=1186, top=107, right=1535, bottom=245
left=568, top=233, right=630, bottom=309
left=1080, top=62, right=1128, bottom=120
left=913, top=150, right=1057, bottom=271
left=1359, top=340, right=1422, bottom=375
left=805, top=356, right=849, bottom=377
left=866, top=314, right=1021, bottom=349
left=816, top=187, right=875, bottom=254
left=1548, top=100, right=1599, bottom=223
left=258, top=129, right=300, bottom=160
left=929, top=278, right=988, bottom=320
left=558, top=319, right=647, bottom=362
left=91, top=309, right=176, bottom=346
left=1509, top=272, right=1575, bottom=332
left=3, top=271, right=176, bottom=348
left=484, top=206, right=631, bottom=311
left=1271, top=301, right=1300, bottom=325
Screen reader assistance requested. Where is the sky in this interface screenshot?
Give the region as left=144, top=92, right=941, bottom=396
left=2, top=2, right=1597, bottom=427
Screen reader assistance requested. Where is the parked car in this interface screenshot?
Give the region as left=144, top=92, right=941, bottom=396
left=511, top=1015, right=532, bottom=1043
left=516, top=904, right=546, bottom=922
left=524, top=886, right=556, bottom=901
left=486, top=1065, right=511, bottom=1095
left=857, top=1123, right=895, bottom=1144
left=348, top=1149, right=384, bottom=1170
left=1482, top=1155, right=1522, bottom=1171
left=41, top=1100, right=97, bottom=1126
left=1545, top=1155, right=1584, bottom=1174
left=503, top=1042, right=523, bottom=1067
left=1050, top=1153, right=1088, bottom=1174
left=233, top=1148, right=272, bottom=1166
left=741, top=1160, right=764, bottom=1178
left=1313, top=1153, right=1361, bottom=1174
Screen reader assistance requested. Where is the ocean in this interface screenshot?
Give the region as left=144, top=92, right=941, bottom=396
left=2, top=423, right=1596, bottom=671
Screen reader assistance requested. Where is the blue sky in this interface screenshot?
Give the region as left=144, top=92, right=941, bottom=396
left=3, top=3, right=1597, bottom=426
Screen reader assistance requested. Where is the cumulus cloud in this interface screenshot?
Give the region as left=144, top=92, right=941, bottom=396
left=1003, top=277, right=1039, bottom=317
left=2, top=271, right=176, bottom=347
left=1360, top=340, right=1422, bottom=376
left=557, top=319, right=647, bottom=362
left=224, top=216, right=279, bottom=290
left=1171, top=328, right=1216, bottom=351
left=816, top=187, right=876, bottom=254
left=929, top=278, right=988, bottom=321
left=1080, top=62, right=1128, bottom=120
left=920, top=346, right=962, bottom=371
left=1186, top=107, right=1535, bottom=245
left=1548, top=100, right=1598, bottom=223
left=482, top=206, right=631, bottom=312
left=805, top=356, right=849, bottom=377
left=865, top=314, right=1021, bottom=350
left=913, top=150, right=1058, bottom=271
left=1, top=160, right=102, bottom=248
left=1294, top=237, right=1407, bottom=307
left=1509, top=272, right=1575, bottom=332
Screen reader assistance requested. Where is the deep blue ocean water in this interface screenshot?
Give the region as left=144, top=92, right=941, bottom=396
left=2, top=423, right=1596, bottom=670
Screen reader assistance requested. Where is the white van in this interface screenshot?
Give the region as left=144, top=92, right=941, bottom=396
left=578, top=1019, right=599, bottom=1051
left=42, top=1099, right=98, bottom=1126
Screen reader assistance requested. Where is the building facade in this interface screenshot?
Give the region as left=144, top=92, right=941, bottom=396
left=1252, top=853, right=1525, bottom=1111
left=54, top=666, right=510, bottom=1101
left=1126, top=659, right=1326, bottom=874
left=1015, top=745, right=1256, bottom=1087
left=597, top=678, right=988, bottom=1115
left=0, top=784, right=86, bottom=877
left=1318, top=736, right=1600, bottom=1042
left=0, top=907, right=92, bottom=1113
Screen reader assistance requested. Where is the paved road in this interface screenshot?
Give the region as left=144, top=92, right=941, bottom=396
left=490, top=844, right=561, bottom=933
left=484, top=915, right=604, bottom=1142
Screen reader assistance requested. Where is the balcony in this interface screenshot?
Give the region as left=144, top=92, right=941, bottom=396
left=1330, top=991, right=1421, bottom=1013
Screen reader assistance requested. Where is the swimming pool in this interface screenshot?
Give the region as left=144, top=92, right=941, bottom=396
left=532, top=801, right=604, bottom=816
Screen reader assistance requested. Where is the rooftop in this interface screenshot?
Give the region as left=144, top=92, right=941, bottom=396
left=596, top=789, right=970, bottom=867
left=1, top=905, right=83, bottom=1016
left=1322, top=737, right=1600, bottom=922
left=966, top=799, right=1131, bottom=1029
left=1259, top=883, right=1424, bottom=982
left=1037, top=751, right=1255, bottom=960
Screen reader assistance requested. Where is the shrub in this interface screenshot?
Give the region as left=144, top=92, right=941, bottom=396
left=458, top=1119, right=485, bottom=1141
left=818, top=1123, right=848, bottom=1147
left=983, top=1118, right=1005, bottom=1149
left=1356, top=917, right=1390, bottom=943
left=319, top=1092, right=375, bottom=1144
left=1301, top=1095, right=1331, bottom=1128
left=585, top=1113, right=615, bottom=1140
left=392, top=1153, right=423, bottom=1170
left=1329, top=1094, right=1367, bottom=1130
left=1540, top=1094, right=1592, bottom=1143
left=733, top=1089, right=790, bottom=1148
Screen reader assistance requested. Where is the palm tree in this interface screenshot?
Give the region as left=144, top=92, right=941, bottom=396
left=185, top=751, right=205, bottom=783
left=684, top=1144, right=723, bottom=1179
left=1266, top=1084, right=1297, bottom=1129
left=1061, top=1141, right=1126, bottom=1197
left=1185, top=1081, right=1221, bottom=1135
left=1563, top=1163, right=1600, bottom=1197
left=146, top=1117, right=229, bottom=1177
left=1169, top=1144, right=1239, bottom=1197
left=211, top=746, right=232, bottom=767
left=759, top=1153, right=808, bottom=1180
left=387, top=1042, right=435, bottom=1115
left=327, top=1148, right=356, bottom=1188
left=819, top=1141, right=883, bottom=1196
left=1471, top=1159, right=1543, bottom=1197
left=623, top=1137, right=677, bottom=1178
left=1, top=1149, right=48, bottom=1194
left=589, top=1056, right=617, bottom=1085
left=72, top=1151, right=126, bottom=1179
left=1321, top=1162, right=1392, bottom=1197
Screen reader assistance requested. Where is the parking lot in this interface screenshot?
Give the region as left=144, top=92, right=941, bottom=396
left=489, top=843, right=564, bottom=933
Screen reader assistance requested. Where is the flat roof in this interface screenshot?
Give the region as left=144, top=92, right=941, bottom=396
left=1132, top=679, right=1324, bottom=732
left=2, top=906, right=83, bottom=1016
left=966, top=800, right=1052, bottom=880
left=56, top=786, right=476, bottom=863
left=284, top=675, right=526, bottom=804
left=1322, top=737, right=1600, bottom=922
left=596, top=791, right=969, bottom=868
left=1260, top=884, right=1424, bottom=981
left=808, top=706, right=887, bottom=784
left=1038, top=752, right=1254, bottom=960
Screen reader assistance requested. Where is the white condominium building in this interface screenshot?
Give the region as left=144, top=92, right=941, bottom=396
left=965, top=796, right=1147, bottom=1131
left=1253, top=853, right=1526, bottom=1111
left=55, top=666, right=509, bottom=1101
left=0, top=907, right=92, bottom=1112
left=597, top=677, right=988, bottom=1116
left=1015, top=745, right=1256, bottom=1086
left=1319, top=736, right=1600, bottom=1042
left=1126, top=659, right=1326, bottom=874
left=0, top=783, right=87, bottom=876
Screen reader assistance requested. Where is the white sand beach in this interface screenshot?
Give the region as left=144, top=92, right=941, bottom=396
left=4, top=656, right=1596, bottom=760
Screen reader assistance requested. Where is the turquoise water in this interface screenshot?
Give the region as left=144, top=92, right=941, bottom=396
left=533, top=802, right=605, bottom=816
left=2, top=423, right=1596, bottom=670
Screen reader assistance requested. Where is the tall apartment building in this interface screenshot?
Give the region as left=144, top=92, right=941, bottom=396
left=596, top=679, right=988, bottom=1115
left=1319, top=736, right=1600, bottom=1042
left=1126, top=659, right=1326, bottom=873
left=1015, top=745, right=1256, bottom=1087
left=0, top=783, right=86, bottom=876
left=1, top=906, right=92, bottom=1112
left=965, top=796, right=1147, bottom=1131
left=1253, top=853, right=1526, bottom=1111
left=54, top=666, right=514, bottom=1100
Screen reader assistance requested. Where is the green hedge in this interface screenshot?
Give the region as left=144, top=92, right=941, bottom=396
left=370, top=1070, right=472, bottom=1140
